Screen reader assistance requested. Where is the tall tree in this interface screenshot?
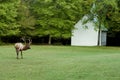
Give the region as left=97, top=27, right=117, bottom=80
left=0, top=0, right=20, bottom=43
left=30, top=0, right=93, bottom=44
left=83, top=0, right=118, bottom=46
left=107, top=0, right=120, bottom=37
left=17, top=0, right=35, bottom=37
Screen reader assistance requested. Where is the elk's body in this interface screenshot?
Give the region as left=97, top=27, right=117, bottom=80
left=15, top=38, right=32, bottom=59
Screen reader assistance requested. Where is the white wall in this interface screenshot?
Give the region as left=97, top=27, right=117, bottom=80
left=71, top=20, right=98, bottom=46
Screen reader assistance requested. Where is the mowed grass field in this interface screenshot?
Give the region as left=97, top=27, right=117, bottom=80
left=0, top=45, right=120, bottom=80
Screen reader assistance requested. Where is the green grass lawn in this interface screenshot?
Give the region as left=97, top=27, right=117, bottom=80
left=0, top=45, right=120, bottom=80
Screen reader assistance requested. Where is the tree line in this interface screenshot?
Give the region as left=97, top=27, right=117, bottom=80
left=0, top=0, right=120, bottom=45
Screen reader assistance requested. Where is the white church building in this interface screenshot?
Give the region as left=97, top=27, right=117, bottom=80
left=71, top=17, right=107, bottom=46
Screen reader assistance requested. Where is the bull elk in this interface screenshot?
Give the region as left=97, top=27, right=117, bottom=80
left=14, top=37, right=32, bottom=59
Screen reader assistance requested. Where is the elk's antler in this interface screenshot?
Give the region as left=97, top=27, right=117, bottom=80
left=21, top=36, right=26, bottom=44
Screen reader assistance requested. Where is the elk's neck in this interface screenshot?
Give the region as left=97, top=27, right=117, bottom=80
left=22, top=47, right=28, bottom=50
left=22, top=44, right=29, bottom=50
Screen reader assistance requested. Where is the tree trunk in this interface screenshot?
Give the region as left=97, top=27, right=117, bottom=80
left=97, top=22, right=101, bottom=46
left=48, top=35, right=51, bottom=45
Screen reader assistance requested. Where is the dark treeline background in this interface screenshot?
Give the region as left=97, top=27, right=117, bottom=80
left=1, top=36, right=71, bottom=45
left=0, top=0, right=120, bottom=46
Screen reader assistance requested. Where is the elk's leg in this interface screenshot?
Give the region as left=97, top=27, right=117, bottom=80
left=16, top=49, right=19, bottom=59
left=21, top=51, right=23, bottom=59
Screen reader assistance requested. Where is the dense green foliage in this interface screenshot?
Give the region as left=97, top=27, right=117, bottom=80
left=0, top=0, right=120, bottom=44
left=29, top=0, right=93, bottom=44
left=107, top=0, right=120, bottom=37
left=17, top=0, right=35, bottom=36
left=0, top=0, right=19, bottom=36
left=1, top=46, right=120, bottom=80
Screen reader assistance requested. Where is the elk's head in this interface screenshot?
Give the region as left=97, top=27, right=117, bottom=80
left=26, top=39, right=32, bottom=49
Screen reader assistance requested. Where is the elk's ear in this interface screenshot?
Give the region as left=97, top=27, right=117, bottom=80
left=29, top=40, right=32, bottom=44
